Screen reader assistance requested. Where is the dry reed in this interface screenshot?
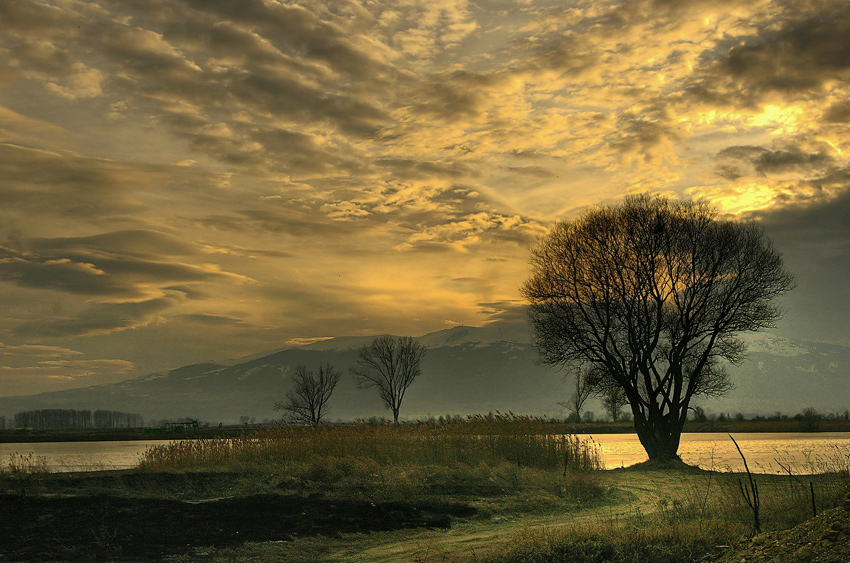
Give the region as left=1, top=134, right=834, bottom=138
left=139, top=415, right=604, bottom=474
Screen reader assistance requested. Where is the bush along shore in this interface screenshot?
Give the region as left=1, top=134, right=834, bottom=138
left=0, top=417, right=847, bottom=562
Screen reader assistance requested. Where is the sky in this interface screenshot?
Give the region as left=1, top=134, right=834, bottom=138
left=1, top=0, right=849, bottom=397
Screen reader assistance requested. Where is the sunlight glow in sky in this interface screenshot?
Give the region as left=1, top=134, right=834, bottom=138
left=2, top=0, right=850, bottom=395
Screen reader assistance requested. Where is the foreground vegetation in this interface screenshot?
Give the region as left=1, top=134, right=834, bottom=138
left=488, top=464, right=848, bottom=563
left=1, top=417, right=847, bottom=562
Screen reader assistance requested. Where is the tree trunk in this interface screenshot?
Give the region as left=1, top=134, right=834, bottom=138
left=392, top=409, right=399, bottom=424
left=633, top=415, right=683, bottom=461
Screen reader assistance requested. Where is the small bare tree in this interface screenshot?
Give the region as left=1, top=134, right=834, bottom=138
left=352, top=336, right=427, bottom=424
left=557, top=369, right=593, bottom=422
left=602, top=386, right=628, bottom=423
left=275, top=363, right=342, bottom=426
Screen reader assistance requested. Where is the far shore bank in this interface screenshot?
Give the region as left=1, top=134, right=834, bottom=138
left=2, top=417, right=849, bottom=443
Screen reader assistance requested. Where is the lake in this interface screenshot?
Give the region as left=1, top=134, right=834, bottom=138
left=1, top=432, right=848, bottom=474
left=0, top=440, right=174, bottom=472
left=584, top=432, right=850, bottom=473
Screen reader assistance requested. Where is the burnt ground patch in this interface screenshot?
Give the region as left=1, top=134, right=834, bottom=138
left=0, top=493, right=476, bottom=561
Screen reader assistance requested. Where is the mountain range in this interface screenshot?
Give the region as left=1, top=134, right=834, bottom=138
left=1, top=321, right=847, bottom=424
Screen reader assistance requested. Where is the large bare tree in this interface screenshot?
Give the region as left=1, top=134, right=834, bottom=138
left=352, top=336, right=427, bottom=424
left=522, top=195, right=794, bottom=461
left=275, top=363, right=342, bottom=426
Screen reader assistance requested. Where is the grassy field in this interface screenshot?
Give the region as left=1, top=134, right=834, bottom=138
left=1, top=417, right=847, bottom=562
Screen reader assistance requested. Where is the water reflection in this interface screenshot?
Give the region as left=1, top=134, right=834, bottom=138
left=584, top=432, right=850, bottom=474
left=0, top=440, right=174, bottom=472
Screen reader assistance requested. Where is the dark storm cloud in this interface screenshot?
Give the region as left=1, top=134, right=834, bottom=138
left=689, top=3, right=850, bottom=107
left=716, top=145, right=835, bottom=177
left=607, top=112, right=679, bottom=157
left=248, top=127, right=368, bottom=176
left=29, top=231, right=199, bottom=258
left=515, top=23, right=600, bottom=77
left=823, top=100, right=850, bottom=123
left=198, top=204, right=361, bottom=238
left=0, top=144, right=223, bottom=226
left=230, top=70, right=385, bottom=137
left=13, top=297, right=180, bottom=339
left=477, top=301, right=528, bottom=323
left=177, top=313, right=246, bottom=326
left=376, top=159, right=479, bottom=182
left=0, top=247, right=121, bottom=296
left=752, top=186, right=850, bottom=244
left=0, top=0, right=86, bottom=40
left=172, top=0, right=385, bottom=79
left=0, top=144, right=144, bottom=219
left=240, top=207, right=360, bottom=236
left=204, top=21, right=286, bottom=66
left=0, top=233, right=243, bottom=299
left=99, top=26, right=202, bottom=83
left=409, top=71, right=498, bottom=121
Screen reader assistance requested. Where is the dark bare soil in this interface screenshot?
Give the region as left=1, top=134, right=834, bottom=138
left=0, top=480, right=476, bottom=562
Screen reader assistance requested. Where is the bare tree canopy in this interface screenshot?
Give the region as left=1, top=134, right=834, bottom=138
left=522, top=195, right=794, bottom=461
left=275, top=363, right=342, bottom=426
left=352, top=336, right=427, bottom=424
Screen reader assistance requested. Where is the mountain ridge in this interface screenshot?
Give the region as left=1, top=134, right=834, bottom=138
left=1, top=322, right=847, bottom=424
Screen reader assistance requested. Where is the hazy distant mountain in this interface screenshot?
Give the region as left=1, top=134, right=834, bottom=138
left=0, top=322, right=847, bottom=424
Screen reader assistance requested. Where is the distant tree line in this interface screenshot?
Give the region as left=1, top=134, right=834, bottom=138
left=14, top=409, right=143, bottom=430
left=92, top=410, right=144, bottom=429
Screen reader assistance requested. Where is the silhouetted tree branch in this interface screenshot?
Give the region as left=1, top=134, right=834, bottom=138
left=352, top=336, right=426, bottom=424
left=275, top=363, right=342, bottom=426
left=522, top=194, right=794, bottom=461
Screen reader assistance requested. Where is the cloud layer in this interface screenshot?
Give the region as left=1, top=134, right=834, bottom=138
left=1, top=0, right=849, bottom=394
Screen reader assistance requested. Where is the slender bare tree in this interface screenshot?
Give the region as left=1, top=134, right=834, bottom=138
left=602, top=386, right=628, bottom=423
left=275, top=363, right=342, bottom=426
left=522, top=194, right=794, bottom=461
left=557, top=368, right=593, bottom=422
left=352, top=336, right=427, bottom=424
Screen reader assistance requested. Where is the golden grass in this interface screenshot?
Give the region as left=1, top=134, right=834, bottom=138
left=487, top=463, right=849, bottom=563
left=136, top=415, right=606, bottom=505
left=139, top=414, right=605, bottom=474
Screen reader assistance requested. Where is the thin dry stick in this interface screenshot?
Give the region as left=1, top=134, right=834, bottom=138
left=729, top=434, right=761, bottom=534
left=810, top=481, right=817, bottom=517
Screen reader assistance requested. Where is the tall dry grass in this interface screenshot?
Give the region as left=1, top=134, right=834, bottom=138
left=137, top=415, right=606, bottom=503
left=139, top=414, right=604, bottom=473
left=0, top=452, right=50, bottom=475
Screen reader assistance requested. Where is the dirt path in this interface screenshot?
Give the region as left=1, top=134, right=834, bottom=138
left=0, top=468, right=730, bottom=562
left=329, top=469, right=719, bottom=563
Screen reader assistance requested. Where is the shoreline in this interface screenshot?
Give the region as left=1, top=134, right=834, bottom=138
left=2, top=418, right=849, bottom=443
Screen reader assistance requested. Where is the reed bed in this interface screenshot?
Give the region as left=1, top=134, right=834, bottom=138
left=0, top=452, right=50, bottom=475
left=139, top=415, right=604, bottom=474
